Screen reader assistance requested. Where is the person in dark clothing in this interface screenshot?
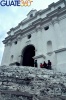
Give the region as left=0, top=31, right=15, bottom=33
left=43, top=61, right=47, bottom=69
left=47, top=60, right=52, bottom=70
left=40, top=63, right=43, bottom=68
left=34, top=60, right=38, bottom=67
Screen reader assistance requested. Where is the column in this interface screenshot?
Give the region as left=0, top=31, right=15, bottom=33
left=35, top=25, right=44, bottom=68
left=35, top=25, right=43, bottom=55
left=53, top=20, right=64, bottom=49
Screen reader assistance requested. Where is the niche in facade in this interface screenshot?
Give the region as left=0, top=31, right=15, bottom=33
left=30, top=14, right=33, bottom=18
left=27, top=34, right=31, bottom=39
left=47, top=41, right=53, bottom=53
left=44, top=26, right=49, bottom=30
left=11, top=55, right=14, bottom=62
left=14, top=41, right=17, bottom=44
left=58, top=6, right=61, bottom=10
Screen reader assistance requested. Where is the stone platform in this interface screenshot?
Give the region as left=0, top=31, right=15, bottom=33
left=0, top=65, right=66, bottom=100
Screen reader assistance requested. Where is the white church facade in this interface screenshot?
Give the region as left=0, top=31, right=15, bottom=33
left=1, top=0, right=66, bottom=72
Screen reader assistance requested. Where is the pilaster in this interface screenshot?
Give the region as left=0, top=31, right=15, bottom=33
left=52, top=17, right=65, bottom=49
left=35, top=25, right=43, bottom=55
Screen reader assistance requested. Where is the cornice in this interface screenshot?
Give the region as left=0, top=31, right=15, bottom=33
left=3, top=5, right=66, bottom=44
left=57, top=6, right=66, bottom=16
left=27, top=9, right=37, bottom=16
left=7, top=16, right=37, bottom=35
left=2, top=35, right=12, bottom=44
left=5, top=41, right=12, bottom=47
left=33, top=54, right=45, bottom=59
left=54, top=47, right=66, bottom=53
left=32, top=18, right=42, bottom=26
left=3, top=26, right=36, bottom=44
left=47, top=9, right=58, bottom=18
left=47, top=47, right=66, bottom=55
left=7, top=0, right=66, bottom=35
left=48, top=0, right=65, bottom=8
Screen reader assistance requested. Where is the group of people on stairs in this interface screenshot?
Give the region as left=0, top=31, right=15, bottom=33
left=34, top=60, right=52, bottom=70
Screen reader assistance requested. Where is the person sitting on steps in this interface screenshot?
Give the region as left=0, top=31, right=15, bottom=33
left=47, top=60, right=52, bottom=70
left=43, top=61, right=47, bottom=69
left=40, top=63, right=43, bottom=68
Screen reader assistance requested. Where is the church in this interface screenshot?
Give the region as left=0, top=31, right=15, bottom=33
left=1, top=0, right=66, bottom=72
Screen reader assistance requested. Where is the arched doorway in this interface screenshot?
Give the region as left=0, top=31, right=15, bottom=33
left=22, top=45, right=35, bottom=67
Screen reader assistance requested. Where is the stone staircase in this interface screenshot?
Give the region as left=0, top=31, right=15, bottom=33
left=0, top=65, right=66, bottom=100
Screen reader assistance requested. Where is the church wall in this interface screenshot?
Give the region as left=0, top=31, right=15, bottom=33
left=1, top=0, right=66, bottom=72
left=40, top=23, right=57, bottom=66
left=59, top=17, right=66, bottom=46
left=10, top=42, right=20, bottom=63
left=14, top=15, right=66, bottom=67
left=15, top=39, right=23, bottom=63
left=19, top=31, right=40, bottom=62
left=2, top=15, right=66, bottom=68
left=9, top=43, right=16, bottom=63
left=57, top=51, right=66, bottom=65
left=54, top=16, right=66, bottom=72
left=13, top=37, right=27, bottom=64
left=31, top=29, right=47, bottom=67
left=43, top=23, right=58, bottom=51
left=22, top=22, right=58, bottom=67
left=56, top=51, right=66, bottom=73
left=1, top=45, right=11, bottom=66
left=14, top=33, right=37, bottom=64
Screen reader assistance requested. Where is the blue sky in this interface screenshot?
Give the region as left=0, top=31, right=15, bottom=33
left=0, top=0, right=59, bottom=65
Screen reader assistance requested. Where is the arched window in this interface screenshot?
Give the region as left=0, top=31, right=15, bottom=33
left=47, top=41, right=53, bottom=53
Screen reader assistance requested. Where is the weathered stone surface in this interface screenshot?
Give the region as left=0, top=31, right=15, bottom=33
left=0, top=65, right=66, bottom=100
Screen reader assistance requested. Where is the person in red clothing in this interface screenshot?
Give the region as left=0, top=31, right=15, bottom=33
left=40, top=63, right=43, bottom=68
left=43, top=61, right=47, bottom=69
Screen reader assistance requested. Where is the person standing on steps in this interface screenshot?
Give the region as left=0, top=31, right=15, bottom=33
left=47, top=60, right=52, bottom=70
left=34, top=60, right=38, bottom=67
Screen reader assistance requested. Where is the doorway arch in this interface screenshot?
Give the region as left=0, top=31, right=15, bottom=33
left=21, top=45, right=35, bottom=67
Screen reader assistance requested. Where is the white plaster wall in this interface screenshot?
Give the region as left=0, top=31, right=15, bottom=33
left=56, top=51, right=66, bottom=65
left=39, top=24, right=58, bottom=67
left=19, top=30, right=40, bottom=58
left=41, top=23, right=58, bottom=53
left=9, top=43, right=16, bottom=63
left=1, top=0, right=66, bottom=73
left=1, top=45, right=11, bottom=66
left=56, top=51, right=66, bottom=73
left=2, top=16, right=66, bottom=69
left=53, top=20, right=65, bottom=48
left=59, top=17, right=66, bottom=47
left=17, top=18, right=65, bottom=67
